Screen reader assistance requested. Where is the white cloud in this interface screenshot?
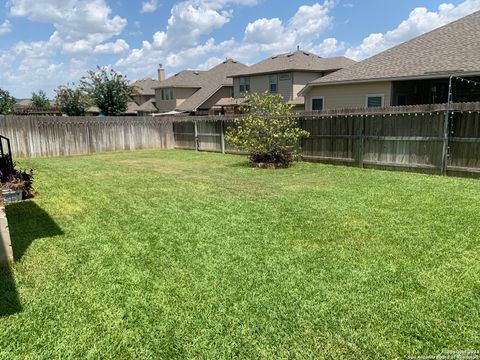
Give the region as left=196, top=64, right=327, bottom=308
left=310, top=38, right=345, bottom=56
left=0, top=20, right=12, bottom=35
left=244, top=18, right=284, bottom=44
left=94, top=39, right=130, bottom=54
left=141, top=0, right=159, bottom=13
left=8, top=0, right=127, bottom=52
left=345, top=0, right=480, bottom=60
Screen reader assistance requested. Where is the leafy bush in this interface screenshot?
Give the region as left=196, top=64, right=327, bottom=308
left=81, top=67, right=136, bottom=116
left=31, top=90, right=50, bottom=109
left=0, top=160, right=34, bottom=199
left=225, top=92, right=309, bottom=168
left=0, top=88, right=16, bottom=115
left=55, top=84, right=90, bottom=116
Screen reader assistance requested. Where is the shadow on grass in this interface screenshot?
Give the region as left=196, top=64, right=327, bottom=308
left=226, top=161, right=252, bottom=169
left=0, top=201, right=63, bottom=317
left=7, top=201, right=64, bottom=262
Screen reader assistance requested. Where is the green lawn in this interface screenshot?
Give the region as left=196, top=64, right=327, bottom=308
left=1, top=150, right=479, bottom=359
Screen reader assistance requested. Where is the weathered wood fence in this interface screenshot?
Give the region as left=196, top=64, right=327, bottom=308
left=0, top=116, right=175, bottom=158
left=172, top=103, right=480, bottom=178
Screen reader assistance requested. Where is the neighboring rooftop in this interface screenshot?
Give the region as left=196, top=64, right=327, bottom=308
left=137, top=98, right=157, bottom=113
left=131, top=78, right=160, bottom=96
left=153, top=59, right=248, bottom=112
left=309, top=11, right=480, bottom=86
left=229, top=50, right=356, bottom=77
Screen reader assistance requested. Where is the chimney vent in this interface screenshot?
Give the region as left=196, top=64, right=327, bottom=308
left=158, top=64, right=165, bottom=81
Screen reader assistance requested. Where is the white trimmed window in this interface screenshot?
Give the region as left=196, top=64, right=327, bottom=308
left=239, top=77, right=250, bottom=93
left=269, top=74, right=278, bottom=93
left=311, top=97, right=324, bottom=111
left=161, top=88, right=174, bottom=101
left=366, top=94, right=384, bottom=108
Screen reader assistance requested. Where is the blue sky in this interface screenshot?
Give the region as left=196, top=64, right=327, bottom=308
left=1, top=0, right=479, bottom=98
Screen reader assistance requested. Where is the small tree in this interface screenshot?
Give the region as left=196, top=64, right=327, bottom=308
left=0, top=88, right=16, bottom=115
left=55, top=84, right=90, bottom=116
left=31, top=90, right=50, bottom=109
left=225, top=92, right=309, bottom=168
left=81, top=67, right=135, bottom=116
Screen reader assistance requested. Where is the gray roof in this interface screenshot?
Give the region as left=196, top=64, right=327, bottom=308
left=230, top=50, right=356, bottom=77
left=167, top=59, right=248, bottom=112
left=131, top=78, right=160, bottom=96
left=154, top=70, right=205, bottom=89
left=137, top=98, right=157, bottom=112
left=309, top=11, right=480, bottom=86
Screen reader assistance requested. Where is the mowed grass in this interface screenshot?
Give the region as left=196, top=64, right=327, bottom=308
left=0, top=149, right=479, bottom=359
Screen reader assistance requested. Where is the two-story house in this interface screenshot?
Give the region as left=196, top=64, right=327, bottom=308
left=229, top=49, right=355, bottom=110
left=300, top=11, right=480, bottom=110
left=153, top=59, right=248, bottom=115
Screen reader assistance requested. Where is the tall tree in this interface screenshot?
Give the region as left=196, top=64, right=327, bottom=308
left=55, top=84, right=90, bottom=116
left=0, top=88, right=16, bottom=115
left=31, top=90, right=50, bottom=109
left=81, top=67, right=135, bottom=116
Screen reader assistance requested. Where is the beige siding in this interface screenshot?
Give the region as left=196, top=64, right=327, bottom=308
left=199, top=86, right=233, bottom=109
left=233, top=73, right=292, bottom=101
left=292, top=72, right=323, bottom=99
left=305, top=81, right=392, bottom=110
left=155, top=87, right=198, bottom=112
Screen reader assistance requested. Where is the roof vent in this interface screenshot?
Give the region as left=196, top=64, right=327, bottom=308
left=194, top=71, right=200, bottom=75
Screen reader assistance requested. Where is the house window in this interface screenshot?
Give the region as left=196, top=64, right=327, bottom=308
left=279, top=73, right=291, bottom=81
left=161, top=88, right=174, bottom=101
left=311, top=98, right=324, bottom=111
left=239, top=77, right=250, bottom=93
left=366, top=94, right=384, bottom=108
left=269, top=74, right=278, bottom=93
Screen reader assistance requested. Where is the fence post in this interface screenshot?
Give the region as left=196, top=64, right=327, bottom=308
left=441, top=110, right=450, bottom=175
left=357, top=115, right=365, bottom=168
left=194, top=121, right=199, bottom=151
left=220, top=120, right=225, bottom=154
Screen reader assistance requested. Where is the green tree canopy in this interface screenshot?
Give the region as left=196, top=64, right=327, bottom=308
left=55, top=84, right=90, bottom=116
left=0, top=88, right=16, bottom=115
left=225, top=92, right=309, bottom=168
left=81, top=67, right=136, bottom=116
left=31, top=90, right=50, bottom=109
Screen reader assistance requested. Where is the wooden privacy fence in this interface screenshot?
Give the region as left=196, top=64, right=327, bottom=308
left=0, top=115, right=175, bottom=158
left=172, top=102, right=480, bottom=178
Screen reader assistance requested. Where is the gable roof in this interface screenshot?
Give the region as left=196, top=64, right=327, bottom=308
left=307, top=11, right=480, bottom=88
left=131, top=78, right=160, bottom=96
left=137, top=98, right=157, bottom=112
left=154, top=70, right=205, bottom=89
left=151, top=59, right=247, bottom=112
left=229, top=50, right=355, bottom=77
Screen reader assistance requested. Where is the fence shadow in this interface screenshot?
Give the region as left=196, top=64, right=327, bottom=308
left=0, top=265, right=21, bottom=317
left=0, top=201, right=63, bottom=317
left=7, top=201, right=64, bottom=262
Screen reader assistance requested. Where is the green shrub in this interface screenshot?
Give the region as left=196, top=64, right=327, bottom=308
left=225, top=92, right=309, bottom=168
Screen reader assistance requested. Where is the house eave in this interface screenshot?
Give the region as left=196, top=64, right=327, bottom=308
left=228, top=69, right=334, bottom=79
left=299, top=71, right=480, bottom=97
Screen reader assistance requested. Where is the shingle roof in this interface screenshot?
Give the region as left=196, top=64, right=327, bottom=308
left=137, top=98, right=157, bottom=112
left=154, top=70, right=205, bottom=89
left=229, top=50, right=355, bottom=77
left=124, top=101, right=141, bottom=115
left=309, top=11, right=480, bottom=86
left=131, top=78, right=161, bottom=96
left=173, top=59, right=248, bottom=112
